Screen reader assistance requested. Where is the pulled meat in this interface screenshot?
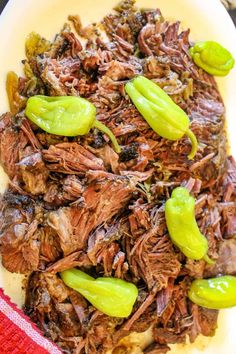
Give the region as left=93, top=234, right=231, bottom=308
left=204, top=239, right=236, bottom=277
left=43, top=143, right=105, bottom=175
left=0, top=1, right=235, bottom=354
left=0, top=192, right=41, bottom=273
left=18, top=152, right=49, bottom=195
left=47, top=172, right=135, bottom=255
left=0, top=113, right=27, bottom=179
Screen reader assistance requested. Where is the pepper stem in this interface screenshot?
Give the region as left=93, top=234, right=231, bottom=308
left=203, top=254, right=215, bottom=265
left=185, top=129, right=198, bottom=160
left=93, top=119, right=121, bottom=153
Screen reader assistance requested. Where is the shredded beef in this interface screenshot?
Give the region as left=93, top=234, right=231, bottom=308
left=0, top=192, right=41, bottom=273
left=144, top=343, right=170, bottom=354
left=204, top=239, right=236, bottom=277
left=18, top=152, right=49, bottom=195
left=0, top=1, right=235, bottom=353
left=43, top=143, right=105, bottom=175
left=119, top=143, right=139, bottom=162
left=0, top=113, right=27, bottom=179
left=45, top=171, right=135, bottom=257
left=24, top=272, right=84, bottom=351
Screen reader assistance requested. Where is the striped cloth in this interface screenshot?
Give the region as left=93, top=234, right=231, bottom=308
left=0, top=288, right=62, bottom=354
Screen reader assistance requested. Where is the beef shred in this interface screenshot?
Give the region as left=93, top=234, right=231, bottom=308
left=0, top=1, right=236, bottom=353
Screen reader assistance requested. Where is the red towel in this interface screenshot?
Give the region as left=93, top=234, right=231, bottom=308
left=0, top=288, right=62, bottom=354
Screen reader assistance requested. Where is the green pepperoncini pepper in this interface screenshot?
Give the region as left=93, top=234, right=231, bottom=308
left=165, top=187, right=213, bottom=264
left=25, top=95, right=121, bottom=153
left=25, top=32, right=51, bottom=60
left=189, top=275, right=236, bottom=309
left=125, top=76, right=198, bottom=160
left=190, top=41, right=235, bottom=76
left=60, top=268, right=138, bottom=318
left=6, top=71, right=27, bottom=115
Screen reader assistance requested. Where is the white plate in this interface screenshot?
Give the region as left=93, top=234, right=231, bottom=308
left=0, top=0, right=236, bottom=353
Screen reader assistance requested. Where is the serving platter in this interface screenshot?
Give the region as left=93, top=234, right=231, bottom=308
left=0, top=0, right=236, bottom=353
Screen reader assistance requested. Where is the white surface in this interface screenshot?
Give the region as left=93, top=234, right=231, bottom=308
left=0, top=0, right=236, bottom=353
